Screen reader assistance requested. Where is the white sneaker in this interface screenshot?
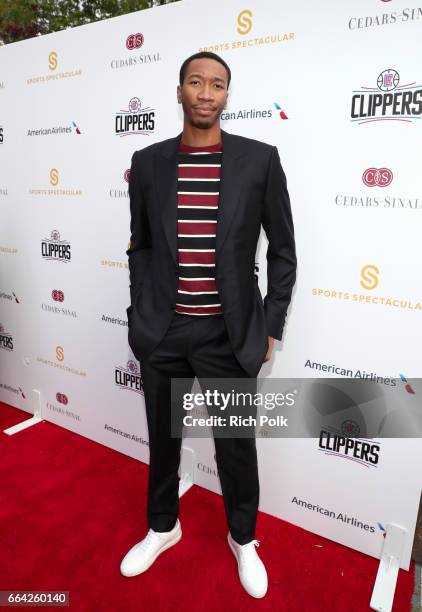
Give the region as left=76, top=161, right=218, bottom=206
left=227, top=532, right=268, bottom=598
left=120, top=519, right=182, bottom=577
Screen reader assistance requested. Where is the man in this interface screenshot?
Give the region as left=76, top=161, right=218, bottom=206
left=120, top=51, right=296, bottom=599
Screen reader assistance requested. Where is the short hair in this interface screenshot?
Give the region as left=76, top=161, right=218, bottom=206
left=179, top=52, right=231, bottom=88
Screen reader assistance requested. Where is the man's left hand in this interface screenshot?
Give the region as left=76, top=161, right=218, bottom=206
left=263, top=336, right=275, bottom=363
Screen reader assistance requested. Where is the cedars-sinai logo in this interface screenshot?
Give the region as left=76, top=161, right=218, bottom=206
left=126, top=33, right=144, bottom=50
left=362, top=168, right=393, bottom=187
left=56, top=392, right=69, bottom=405
left=115, top=97, right=155, bottom=137
left=110, top=33, right=160, bottom=70
left=52, top=289, right=65, bottom=302
left=351, top=68, right=422, bottom=124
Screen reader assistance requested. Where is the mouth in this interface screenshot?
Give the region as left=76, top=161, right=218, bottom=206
left=193, top=106, right=215, bottom=116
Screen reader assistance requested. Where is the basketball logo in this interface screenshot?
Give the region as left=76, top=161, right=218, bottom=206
left=129, top=97, right=142, bottom=113
left=377, top=69, right=399, bottom=92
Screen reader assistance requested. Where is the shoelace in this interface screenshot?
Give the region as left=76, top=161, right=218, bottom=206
left=137, top=529, right=162, bottom=553
left=237, top=539, right=260, bottom=568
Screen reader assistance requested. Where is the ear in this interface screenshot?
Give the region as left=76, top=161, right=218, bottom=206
left=177, top=84, right=182, bottom=104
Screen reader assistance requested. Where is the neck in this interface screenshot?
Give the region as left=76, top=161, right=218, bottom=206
left=181, top=122, right=222, bottom=147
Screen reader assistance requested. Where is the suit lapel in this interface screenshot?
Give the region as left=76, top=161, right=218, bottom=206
left=216, top=129, right=245, bottom=257
left=155, top=133, right=182, bottom=266
left=155, top=129, right=246, bottom=267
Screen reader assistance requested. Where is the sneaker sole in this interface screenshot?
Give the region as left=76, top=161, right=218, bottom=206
left=121, top=528, right=182, bottom=577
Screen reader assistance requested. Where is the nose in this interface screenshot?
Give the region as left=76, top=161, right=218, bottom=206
left=198, top=83, right=214, bottom=101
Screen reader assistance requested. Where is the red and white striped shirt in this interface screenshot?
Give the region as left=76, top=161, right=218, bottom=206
left=175, top=140, right=223, bottom=316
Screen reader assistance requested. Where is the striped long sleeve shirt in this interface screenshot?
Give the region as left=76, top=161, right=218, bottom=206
left=175, top=140, right=223, bottom=316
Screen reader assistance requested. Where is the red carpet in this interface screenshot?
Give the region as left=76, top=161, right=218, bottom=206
left=0, top=401, right=415, bottom=611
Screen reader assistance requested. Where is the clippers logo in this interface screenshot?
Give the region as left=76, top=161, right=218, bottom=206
left=362, top=168, right=393, bottom=187
left=20, top=387, right=26, bottom=398
left=56, top=392, right=68, bottom=405
left=237, top=9, right=253, bottom=35
left=399, top=373, right=415, bottom=394
left=341, top=420, right=360, bottom=437
left=0, top=323, right=13, bottom=351
left=72, top=121, right=81, bottom=134
left=115, top=360, right=143, bottom=394
left=50, top=168, right=59, bottom=186
left=52, top=289, right=64, bottom=302
left=319, top=429, right=380, bottom=468
left=126, top=33, right=144, bottom=50
left=115, top=97, right=155, bottom=136
left=13, top=292, right=19, bottom=303
left=48, top=51, right=58, bottom=71
left=124, top=169, right=131, bottom=183
left=377, top=523, right=387, bottom=538
left=351, top=69, right=422, bottom=123
left=360, top=264, right=379, bottom=290
left=41, top=230, right=71, bottom=262
left=377, top=69, right=399, bottom=91
left=274, top=102, right=288, bottom=119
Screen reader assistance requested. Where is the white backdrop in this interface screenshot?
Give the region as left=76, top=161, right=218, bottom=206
left=1, top=0, right=421, bottom=571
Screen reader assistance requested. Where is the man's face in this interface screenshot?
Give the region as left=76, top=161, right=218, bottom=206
left=177, top=58, right=229, bottom=130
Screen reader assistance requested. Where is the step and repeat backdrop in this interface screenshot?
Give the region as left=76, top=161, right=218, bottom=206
left=1, top=0, right=421, bottom=570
